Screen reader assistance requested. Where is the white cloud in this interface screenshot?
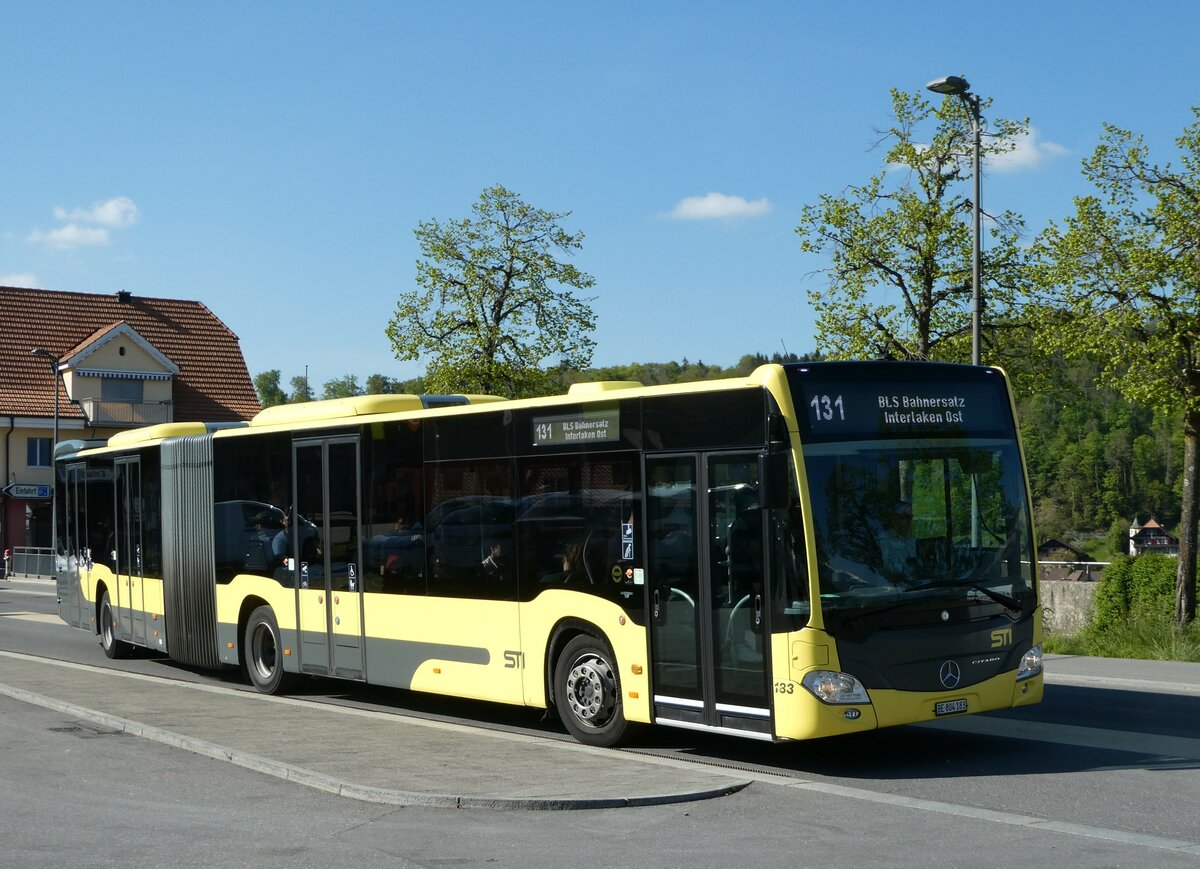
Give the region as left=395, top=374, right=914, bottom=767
left=26, top=224, right=111, bottom=250
left=667, top=192, right=772, bottom=220
left=987, top=127, right=1068, bottom=173
left=54, top=196, right=140, bottom=228
left=25, top=196, right=139, bottom=251
left=0, top=272, right=39, bottom=287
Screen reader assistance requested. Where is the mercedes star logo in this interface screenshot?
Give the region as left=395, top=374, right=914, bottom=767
left=939, top=660, right=961, bottom=689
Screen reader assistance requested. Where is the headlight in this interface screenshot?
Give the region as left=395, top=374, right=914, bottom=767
left=1017, top=643, right=1043, bottom=681
left=801, top=670, right=870, bottom=704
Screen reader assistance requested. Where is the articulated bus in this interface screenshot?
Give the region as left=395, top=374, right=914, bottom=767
left=54, top=362, right=1043, bottom=746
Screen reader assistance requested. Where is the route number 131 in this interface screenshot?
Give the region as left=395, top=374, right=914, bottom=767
left=810, top=394, right=844, bottom=422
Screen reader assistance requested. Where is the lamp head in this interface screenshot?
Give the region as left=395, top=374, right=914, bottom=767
left=926, top=75, right=971, bottom=96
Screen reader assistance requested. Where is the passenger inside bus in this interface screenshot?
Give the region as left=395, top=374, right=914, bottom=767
left=877, top=500, right=917, bottom=581
left=481, top=541, right=508, bottom=579
left=540, top=542, right=584, bottom=585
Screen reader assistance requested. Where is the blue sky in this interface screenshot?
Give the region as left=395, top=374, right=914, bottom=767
left=4, top=2, right=1199, bottom=392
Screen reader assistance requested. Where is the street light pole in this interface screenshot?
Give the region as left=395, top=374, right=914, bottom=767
left=30, top=348, right=61, bottom=454
left=30, top=348, right=61, bottom=558
left=927, top=75, right=983, bottom=366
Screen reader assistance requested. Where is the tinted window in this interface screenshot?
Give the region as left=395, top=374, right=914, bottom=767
left=516, top=453, right=643, bottom=616
left=212, top=432, right=292, bottom=585
left=85, top=458, right=115, bottom=572
left=425, top=460, right=515, bottom=600
left=643, top=390, right=766, bottom=451
left=139, top=448, right=163, bottom=577
left=424, top=410, right=512, bottom=461
left=363, top=420, right=426, bottom=595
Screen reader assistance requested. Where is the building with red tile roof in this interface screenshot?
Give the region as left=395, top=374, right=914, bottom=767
left=1, top=285, right=260, bottom=556
left=1128, top=517, right=1180, bottom=557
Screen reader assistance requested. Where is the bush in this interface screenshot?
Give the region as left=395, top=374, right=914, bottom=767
left=1089, top=553, right=1177, bottom=633
left=1064, top=553, right=1200, bottom=662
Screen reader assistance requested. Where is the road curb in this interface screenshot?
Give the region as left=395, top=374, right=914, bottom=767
left=0, top=679, right=748, bottom=810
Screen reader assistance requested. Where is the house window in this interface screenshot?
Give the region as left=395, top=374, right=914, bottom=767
left=101, top=377, right=144, bottom=403
left=27, top=437, right=52, bottom=468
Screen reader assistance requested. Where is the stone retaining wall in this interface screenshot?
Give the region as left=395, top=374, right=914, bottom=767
left=1040, top=579, right=1097, bottom=635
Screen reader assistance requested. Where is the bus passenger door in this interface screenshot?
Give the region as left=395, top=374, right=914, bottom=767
left=645, top=452, right=772, bottom=737
left=57, top=463, right=86, bottom=629
left=293, top=437, right=365, bottom=680
left=113, top=457, right=146, bottom=647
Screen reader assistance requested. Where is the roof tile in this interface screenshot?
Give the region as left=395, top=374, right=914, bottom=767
left=1, top=285, right=260, bottom=422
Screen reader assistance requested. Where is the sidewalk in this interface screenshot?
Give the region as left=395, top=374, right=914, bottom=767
left=0, top=651, right=750, bottom=810
left=1045, top=652, right=1200, bottom=695
left=4, top=641, right=1196, bottom=811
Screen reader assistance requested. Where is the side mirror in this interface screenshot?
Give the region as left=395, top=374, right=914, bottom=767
left=758, top=452, right=791, bottom=510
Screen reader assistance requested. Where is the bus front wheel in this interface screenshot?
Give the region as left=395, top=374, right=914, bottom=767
left=98, top=591, right=130, bottom=660
left=554, top=634, right=628, bottom=746
left=245, top=606, right=290, bottom=694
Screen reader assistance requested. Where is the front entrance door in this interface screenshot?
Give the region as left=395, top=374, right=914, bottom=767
left=645, top=452, right=771, bottom=736
left=293, top=436, right=365, bottom=679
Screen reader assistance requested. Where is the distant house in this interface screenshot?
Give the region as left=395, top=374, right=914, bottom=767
left=1037, top=538, right=1105, bottom=582
left=1, top=286, right=260, bottom=552
left=1128, top=517, right=1180, bottom=557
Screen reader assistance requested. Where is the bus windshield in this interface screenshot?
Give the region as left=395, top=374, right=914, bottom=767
left=802, top=438, right=1035, bottom=625
left=784, top=362, right=1036, bottom=631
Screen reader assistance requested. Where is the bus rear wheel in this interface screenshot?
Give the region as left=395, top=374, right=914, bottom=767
left=554, top=634, right=628, bottom=746
left=245, top=606, right=290, bottom=694
left=98, top=591, right=130, bottom=660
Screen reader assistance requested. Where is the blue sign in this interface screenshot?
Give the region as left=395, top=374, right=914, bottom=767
left=2, top=483, right=51, bottom=499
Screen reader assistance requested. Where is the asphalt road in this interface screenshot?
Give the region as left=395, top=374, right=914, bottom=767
left=2, top=578, right=1198, bottom=868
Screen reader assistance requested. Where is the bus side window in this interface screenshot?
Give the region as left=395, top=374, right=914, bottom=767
left=425, top=460, right=515, bottom=601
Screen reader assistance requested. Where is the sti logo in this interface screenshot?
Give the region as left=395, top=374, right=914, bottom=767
left=990, top=628, right=1013, bottom=649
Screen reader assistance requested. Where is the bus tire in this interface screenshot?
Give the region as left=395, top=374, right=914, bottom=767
left=245, top=605, right=290, bottom=695
left=554, top=634, right=628, bottom=747
left=98, top=590, right=131, bottom=660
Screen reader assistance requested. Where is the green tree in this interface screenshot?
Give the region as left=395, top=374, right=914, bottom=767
left=386, top=184, right=597, bottom=398
left=1032, top=108, right=1200, bottom=625
left=322, top=374, right=362, bottom=399
left=288, top=375, right=313, bottom=404
left=253, top=369, right=287, bottom=408
left=796, top=89, right=1028, bottom=362
left=365, top=373, right=408, bottom=394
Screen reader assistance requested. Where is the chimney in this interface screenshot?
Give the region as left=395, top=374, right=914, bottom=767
left=117, top=290, right=132, bottom=303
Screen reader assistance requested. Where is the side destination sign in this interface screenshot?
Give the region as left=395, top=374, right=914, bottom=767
left=532, top=407, right=620, bottom=447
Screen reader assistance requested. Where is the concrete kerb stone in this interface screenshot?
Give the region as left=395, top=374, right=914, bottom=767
left=0, top=678, right=748, bottom=811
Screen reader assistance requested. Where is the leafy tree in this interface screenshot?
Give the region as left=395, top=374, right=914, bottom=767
left=288, top=375, right=313, bottom=404
left=365, top=373, right=406, bottom=394
left=796, top=89, right=1029, bottom=363
left=253, top=369, right=287, bottom=408
left=322, top=374, right=362, bottom=399
left=1031, top=108, right=1200, bottom=625
left=386, top=184, right=597, bottom=398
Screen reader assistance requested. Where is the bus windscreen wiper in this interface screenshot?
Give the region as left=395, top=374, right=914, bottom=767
left=907, top=578, right=1024, bottom=616
left=969, top=583, right=1024, bottom=616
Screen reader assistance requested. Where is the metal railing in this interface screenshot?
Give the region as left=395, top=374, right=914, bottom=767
left=1039, top=559, right=1110, bottom=581
left=7, top=546, right=57, bottom=580
left=79, top=398, right=173, bottom=427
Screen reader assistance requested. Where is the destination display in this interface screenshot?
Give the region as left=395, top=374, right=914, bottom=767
left=787, top=363, right=1013, bottom=442
left=531, top=407, right=621, bottom=447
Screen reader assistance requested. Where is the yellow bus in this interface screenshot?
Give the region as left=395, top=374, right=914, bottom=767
left=54, top=361, right=1043, bottom=746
